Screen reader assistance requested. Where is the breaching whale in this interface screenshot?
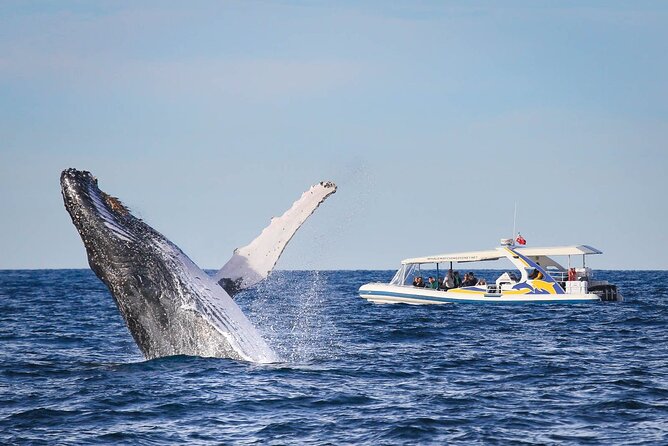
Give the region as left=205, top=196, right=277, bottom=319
left=61, top=168, right=336, bottom=362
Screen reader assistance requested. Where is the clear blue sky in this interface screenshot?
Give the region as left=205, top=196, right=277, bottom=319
left=1, top=1, right=666, bottom=270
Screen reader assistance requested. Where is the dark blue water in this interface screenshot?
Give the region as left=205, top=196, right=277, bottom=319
left=1, top=269, right=667, bottom=445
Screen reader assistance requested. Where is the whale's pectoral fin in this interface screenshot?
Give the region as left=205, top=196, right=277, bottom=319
left=213, top=181, right=337, bottom=296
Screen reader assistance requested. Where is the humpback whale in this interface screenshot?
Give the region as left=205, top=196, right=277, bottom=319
left=61, top=169, right=336, bottom=362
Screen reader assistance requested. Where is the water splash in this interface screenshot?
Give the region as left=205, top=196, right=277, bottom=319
left=241, top=270, right=339, bottom=364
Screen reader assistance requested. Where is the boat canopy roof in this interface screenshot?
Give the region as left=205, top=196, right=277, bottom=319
left=401, top=245, right=602, bottom=265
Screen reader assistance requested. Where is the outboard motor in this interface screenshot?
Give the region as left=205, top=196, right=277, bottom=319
left=589, top=284, right=623, bottom=302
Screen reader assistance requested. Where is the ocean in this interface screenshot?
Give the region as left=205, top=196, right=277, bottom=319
left=1, top=269, right=667, bottom=445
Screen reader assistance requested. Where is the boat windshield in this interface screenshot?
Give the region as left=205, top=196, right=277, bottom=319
left=390, top=263, right=419, bottom=285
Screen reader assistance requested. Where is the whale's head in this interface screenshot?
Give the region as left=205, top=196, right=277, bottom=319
left=61, top=168, right=143, bottom=271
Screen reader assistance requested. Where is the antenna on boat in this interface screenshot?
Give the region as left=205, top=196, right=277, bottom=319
left=501, top=203, right=520, bottom=247
left=512, top=202, right=517, bottom=243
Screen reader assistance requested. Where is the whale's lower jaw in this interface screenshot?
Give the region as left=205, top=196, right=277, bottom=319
left=61, top=168, right=278, bottom=363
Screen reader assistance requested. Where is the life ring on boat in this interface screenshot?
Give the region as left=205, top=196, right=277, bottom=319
left=567, top=268, right=576, bottom=281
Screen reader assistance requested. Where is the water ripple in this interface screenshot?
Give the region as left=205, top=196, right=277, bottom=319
left=1, top=269, right=667, bottom=444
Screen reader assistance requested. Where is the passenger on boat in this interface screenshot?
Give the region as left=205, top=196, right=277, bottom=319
left=443, top=270, right=455, bottom=289
left=476, top=278, right=487, bottom=286
left=461, top=272, right=477, bottom=287
left=412, top=276, right=425, bottom=287
left=453, top=271, right=462, bottom=287
left=427, top=276, right=438, bottom=289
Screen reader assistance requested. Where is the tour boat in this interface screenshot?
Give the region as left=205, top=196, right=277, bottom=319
left=358, top=239, right=622, bottom=305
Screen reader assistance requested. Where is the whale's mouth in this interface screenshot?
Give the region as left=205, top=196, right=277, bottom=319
left=60, top=168, right=95, bottom=213
left=61, top=169, right=137, bottom=244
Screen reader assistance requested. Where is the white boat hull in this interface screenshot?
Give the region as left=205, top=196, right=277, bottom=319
left=359, top=283, right=601, bottom=305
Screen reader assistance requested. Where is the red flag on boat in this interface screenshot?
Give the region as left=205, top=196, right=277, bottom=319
left=516, top=234, right=526, bottom=245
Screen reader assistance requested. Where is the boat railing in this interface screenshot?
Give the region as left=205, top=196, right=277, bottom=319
left=547, top=270, right=568, bottom=282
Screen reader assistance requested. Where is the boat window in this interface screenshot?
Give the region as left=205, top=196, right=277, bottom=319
left=404, top=264, right=418, bottom=285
